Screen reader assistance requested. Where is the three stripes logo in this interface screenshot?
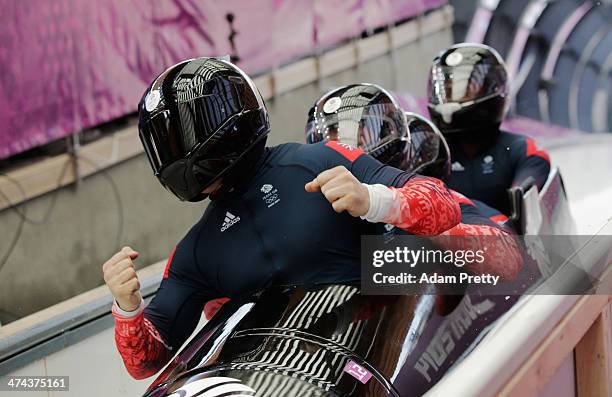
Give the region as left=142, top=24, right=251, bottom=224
left=220, top=211, right=240, bottom=232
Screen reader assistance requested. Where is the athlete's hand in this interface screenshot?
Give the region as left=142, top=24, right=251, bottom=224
left=305, top=166, right=370, bottom=217
left=103, top=246, right=142, bottom=312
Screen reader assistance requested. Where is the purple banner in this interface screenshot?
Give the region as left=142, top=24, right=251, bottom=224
left=0, top=0, right=444, bottom=159
left=314, top=0, right=362, bottom=48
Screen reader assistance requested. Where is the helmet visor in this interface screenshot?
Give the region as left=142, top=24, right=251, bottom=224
left=139, top=109, right=184, bottom=174
left=405, top=117, right=449, bottom=180
left=139, top=77, right=246, bottom=174
left=305, top=103, right=408, bottom=153
left=158, top=109, right=268, bottom=201
left=428, top=63, right=508, bottom=106
left=408, top=121, right=440, bottom=173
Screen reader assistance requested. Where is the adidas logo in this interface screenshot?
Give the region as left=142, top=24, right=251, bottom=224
left=452, top=161, right=465, bottom=171
left=220, top=211, right=240, bottom=232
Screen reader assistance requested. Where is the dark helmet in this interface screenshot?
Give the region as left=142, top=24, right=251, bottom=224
left=427, top=43, right=509, bottom=135
left=138, top=57, right=269, bottom=201
left=404, top=112, right=451, bottom=181
left=305, top=83, right=410, bottom=169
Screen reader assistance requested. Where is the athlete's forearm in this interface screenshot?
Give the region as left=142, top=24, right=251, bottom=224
left=362, top=176, right=461, bottom=235
left=112, top=301, right=172, bottom=380
left=435, top=224, right=523, bottom=281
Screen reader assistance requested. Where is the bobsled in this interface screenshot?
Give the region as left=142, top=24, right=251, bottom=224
left=143, top=167, right=603, bottom=397
left=143, top=282, right=503, bottom=397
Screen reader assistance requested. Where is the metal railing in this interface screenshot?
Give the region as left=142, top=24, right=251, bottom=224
left=0, top=262, right=164, bottom=376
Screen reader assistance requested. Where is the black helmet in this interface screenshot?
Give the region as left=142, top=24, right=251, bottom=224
left=305, top=83, right=410, bottom=169
left=427, top=43, right=509, bottom=135
left=138, top=57, right=269, bottom=201
left=404, top=112, right=451, bottom=181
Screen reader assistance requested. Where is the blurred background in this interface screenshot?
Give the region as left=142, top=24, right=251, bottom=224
left=0, top=1, right=611, bottom=394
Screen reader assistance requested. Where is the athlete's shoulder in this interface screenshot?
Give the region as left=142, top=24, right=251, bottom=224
left=319, top=140, right=366, bottom=162
left=272, top=141, right=366, bottom=173
left=266, top=142, right=301, bottom=156
left=288, top=141, right=365, bottom=162
left=499, top=130, right=550, bottom=162
left=499, top=130, right=539, bottom=147
left=498, top=130, right=527, bottom=145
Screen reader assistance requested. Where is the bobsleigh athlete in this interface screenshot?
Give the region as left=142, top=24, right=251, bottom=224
left=427, top=43, right=551, bottom=216
left=399, top=112, right=522, bottom=279
left=402, top=112, right=511, bottom=230
left=101, top=58, right=460, bottom=379
left=305, top=83, right=522, bottom=281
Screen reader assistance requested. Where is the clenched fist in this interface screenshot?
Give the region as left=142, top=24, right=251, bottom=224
left=305, top=166, right=370, bottom=217
left=103, top=246, right=142, bottom=312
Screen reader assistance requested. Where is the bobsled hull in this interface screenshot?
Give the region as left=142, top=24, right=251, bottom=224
left=143, top=283, right=525, bottom=397
left=143, top=168, right=583, bottom=397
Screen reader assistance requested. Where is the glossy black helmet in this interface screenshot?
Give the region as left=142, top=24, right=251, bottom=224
left=427, top=43, right=509, bottom=134
left=305, top=83, right=410, bottom=169
left=404, top=112, right=451, bottom=180
left=138, top=57, right=269, bottom=201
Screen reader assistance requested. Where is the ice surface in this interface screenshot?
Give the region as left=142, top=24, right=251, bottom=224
left=547, top=134, right=612, bottom=234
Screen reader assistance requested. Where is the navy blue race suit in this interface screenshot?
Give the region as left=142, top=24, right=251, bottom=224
left=454, top=194, right=510, bottom=229
left=446, top=131, right=551, bottom=216
left=112, top=141, right=461, bottom=379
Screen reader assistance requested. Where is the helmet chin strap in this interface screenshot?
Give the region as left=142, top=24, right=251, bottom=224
left=433, top=103, right=462, bottom=123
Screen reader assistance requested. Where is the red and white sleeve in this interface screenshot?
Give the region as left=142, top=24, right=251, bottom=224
left=361, top=176, right=461, bottom=235
left=437, top=223, right=523, bottom=281
left=112, top=301, right=173, bottom=380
